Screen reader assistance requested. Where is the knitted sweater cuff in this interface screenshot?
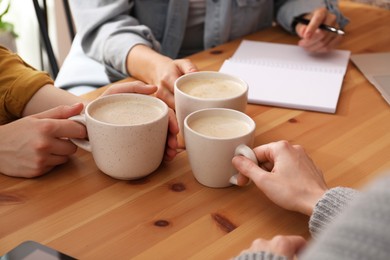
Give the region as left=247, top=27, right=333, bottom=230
left=309, top=187, right=358, bottom=238
left=233, top=251, right=288, bottom=260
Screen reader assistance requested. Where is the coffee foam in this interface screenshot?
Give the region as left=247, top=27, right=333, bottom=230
left=90, top=100, right=162, bottom=125
left=180, top=78, right=244, bottom=99
left=189, top=115, right=251, bottom=138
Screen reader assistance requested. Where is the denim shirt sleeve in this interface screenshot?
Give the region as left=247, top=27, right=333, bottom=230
left=325, top=0, right=349, bottom=29
left=275, top=0, right=349, bottom=34
left=69, top=0, right=162, bottom=82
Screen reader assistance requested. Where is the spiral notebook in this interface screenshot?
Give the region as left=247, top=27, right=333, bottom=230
left=219, top=40, right=351, bottom=113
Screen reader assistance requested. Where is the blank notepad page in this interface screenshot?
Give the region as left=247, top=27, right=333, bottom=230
left=219, top=40, right=351, bottom=113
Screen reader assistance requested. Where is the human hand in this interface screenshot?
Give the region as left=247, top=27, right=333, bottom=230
left=164, top=109, right=179, bottom=161
left=101, top=80, right=158, bottom=96
left=295, top=7, right=343, bottom=53
left=0, top=103, right=86, bottom=178
left=232, top=140, right=328, bottom=216
left=102, top=80, right=179, bottom=161
left=126, top=45, right=198, bottom=109
left=235, top=235, right=306, bottom=260
left=152, top=58, right=198, bottom=109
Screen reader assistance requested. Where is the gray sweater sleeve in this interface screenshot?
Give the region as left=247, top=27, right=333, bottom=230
left=232, top=187, right=358, bottom=260
left=309, top=186, right=358, bottom=238
left=301, top=175, right=390, bottom=259
left=234, top=251, right=287, bottom=260
left=234, top=175, right=390, bottom=260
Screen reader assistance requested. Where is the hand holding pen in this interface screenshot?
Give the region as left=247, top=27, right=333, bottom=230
left=294, top=7, right=344, bottom=53
left=294, top=17, right=345, bottom=36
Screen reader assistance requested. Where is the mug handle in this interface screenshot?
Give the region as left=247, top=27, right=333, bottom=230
left=229, top=144, right=258, bottom=186
left=69, top=115, right=92, bottom=152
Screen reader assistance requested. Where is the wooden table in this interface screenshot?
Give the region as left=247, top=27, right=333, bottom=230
left=1, top=2, right=389, bottom=259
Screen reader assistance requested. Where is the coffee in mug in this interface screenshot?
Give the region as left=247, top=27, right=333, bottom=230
left=174, top=71, right=248, bottom=136
left=90, top=99, right=163, bottom=125
left=179, top=78, right=245, bottom=99
left=188, top=115, right=251, bottom=139
left=70, top=94, right=169, bottom=180
left=184, top=108, right=257, bottom=188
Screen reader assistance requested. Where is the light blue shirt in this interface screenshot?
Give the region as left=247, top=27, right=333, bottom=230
left=70, top=0, right=348, bottom=82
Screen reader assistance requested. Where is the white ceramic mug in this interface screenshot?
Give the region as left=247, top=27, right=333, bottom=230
left=184, top=108, right=258, bottom=188
left=174, top=71, right=248, bottom=135
left=70, top=94, right=169, bottom=180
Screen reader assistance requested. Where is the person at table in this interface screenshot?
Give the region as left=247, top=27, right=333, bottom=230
left=0, top=46, right=179, bottom=178
left=231, top=140, right=390, bottom=259
left=69, top=0, right=349, bottom=109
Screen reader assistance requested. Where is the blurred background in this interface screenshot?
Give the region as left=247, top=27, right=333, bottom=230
left=1, top=0, right=71, bottom=77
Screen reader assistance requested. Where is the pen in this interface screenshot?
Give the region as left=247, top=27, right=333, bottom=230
left=293, top=17, right=345, bottom=36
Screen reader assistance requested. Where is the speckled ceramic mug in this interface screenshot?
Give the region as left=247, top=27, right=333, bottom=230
left=174, top=71, right=248, bottom=136
left=70, top=94, right=169, bottom=180
left=184, top=108, right=257, bottom=188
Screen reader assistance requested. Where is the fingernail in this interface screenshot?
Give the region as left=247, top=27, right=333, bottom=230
left=71, top=102, right=85, bottom=108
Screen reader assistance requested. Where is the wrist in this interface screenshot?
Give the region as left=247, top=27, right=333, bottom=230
left=302, top=188, right=328, bottom=216
left=126, top=45, right=171, bottom=84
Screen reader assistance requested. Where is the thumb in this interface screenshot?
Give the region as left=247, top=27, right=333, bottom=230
left=232, top=155, right=268, bottom=182
left=295, top=23, right=305, bottom=38
left=33, top=103, right=84, bottom=120
left=281, top=235, right=307, bottom=256
left=102, top=81, right=158, bottom=96
left=177, top=59, right=198, bottom=74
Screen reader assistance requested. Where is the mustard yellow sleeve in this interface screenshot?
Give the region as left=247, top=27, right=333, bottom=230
left=0, top=46, right=54, bottom=124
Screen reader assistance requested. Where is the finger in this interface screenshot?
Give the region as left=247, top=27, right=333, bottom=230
left=168, top=109, right=179, bottom=135
left=164, top=132, right=178, bottom=161
left=236, top=173, right=250, bottom=186
left=175, top=59, right=198, bottom=74
left=164, top=110, right=179, bottom=161
left=166, top=133, right=178, bottom=152
left=252, top=142, right=277, bottom=165
left=304, top=8, right=327, bottom=39
left=248, top=238, right=270, bottom=251
left=232, top=155, right=268, bottom=183
left=156, top=86, right=175, bottom=109
left=298, top=29, right=326, bottom=49
left=307, top=29, right=326, bottom=43
left=44, top=154, right=71, bottom=168
left=61, top=120, right=87, bottom=139
left=33, top=103, right=84, bottom=120
left=28, top=154, right=70, bottom=177
left=260, top=161, right=274, bottom=171
left=286, top=236, right=307, bottom=253
left=103, top=81, right=158, bottom=95
left=314, top=35, right=342, bottom=53
left=37, top=118, right=87, bottom=139
left=302, top=33, right=337, bottom=53
left=251, top=238, right=267, bottom=246
left=28, top=165, right=55, bottom=178
left=271, top=235, right=307, bottom=256
left=251, top=141, right=291, bottom=169
left=164, top=146, right=177, bottom=161
left=295, top=23, right=306, bottom=38
left=48, top=138, right=79, bottom=156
